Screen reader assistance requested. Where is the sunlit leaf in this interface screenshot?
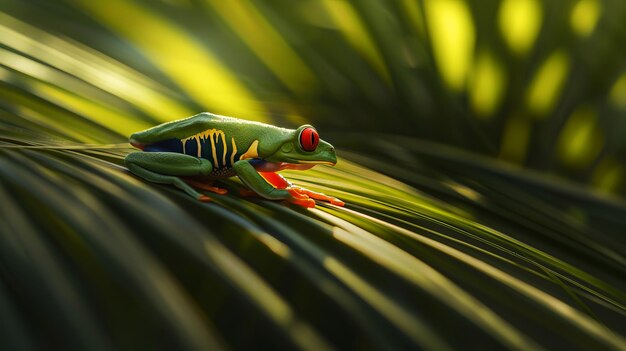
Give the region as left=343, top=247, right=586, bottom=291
left=1, top=1, right=626, bottom=350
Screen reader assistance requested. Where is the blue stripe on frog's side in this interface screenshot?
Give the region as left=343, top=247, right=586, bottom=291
left=181, top=138, right=198, bottom=158
left=143, top=138, right=183, bottom=153
left=212, top=137, right=227, bottom=166
left=143, top=137, right=238, bottom=170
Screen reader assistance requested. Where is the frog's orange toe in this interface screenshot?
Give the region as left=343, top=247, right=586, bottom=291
left=287, top=188, right=309, bottom=200
left=330, top=198, right=345, bottom=206
left=288, top=197, right=316, bottom=208
left=198, top=194, right=212, bottom=202
left=185, top=179, right=228, bottom=195
left=289, top=187, right=344, bottom=206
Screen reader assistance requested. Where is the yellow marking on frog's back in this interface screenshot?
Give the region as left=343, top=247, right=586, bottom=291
left=240, top=140, right=259, bottom=160
left=209, top=132, right=218, bottom=165
left=230, top=137, right=238, bottom=165
left=180, top=129, right=227, bottom=167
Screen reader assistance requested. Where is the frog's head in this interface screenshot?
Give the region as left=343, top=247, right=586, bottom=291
left=265, top=125, right=337, bottom=166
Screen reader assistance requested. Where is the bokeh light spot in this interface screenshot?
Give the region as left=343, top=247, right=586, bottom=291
left=424, top=0, right=475, bottom=91
left=499, top=0, right=542, bottom=56
left=525, top=51, right=569, bottom=117
left=469, top=51, right=506, bottom=119
left=592, top=158, right=623, bottom=194
left=609, top=74, right=626, bottom=109
left=557, top=106, right=603, bottom=169
left=571, top=0, right=601, bottom=37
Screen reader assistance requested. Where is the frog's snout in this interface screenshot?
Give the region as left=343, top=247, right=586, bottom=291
left=329, top=149, right=337, bottom=165
left=130, top=139, right=145, bottom=150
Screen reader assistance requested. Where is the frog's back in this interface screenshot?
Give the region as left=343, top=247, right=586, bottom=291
left=130, top=112, right=282, bottom=145
left=131, top=113, right=216, bottom=146
left=129, top=112, right=291, bottom=171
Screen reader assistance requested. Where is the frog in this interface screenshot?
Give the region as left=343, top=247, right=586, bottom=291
left=124, top=112, right=344, bottom=208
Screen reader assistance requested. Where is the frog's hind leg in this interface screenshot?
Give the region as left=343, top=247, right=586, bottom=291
left=125, top=152, right=214, bottom=201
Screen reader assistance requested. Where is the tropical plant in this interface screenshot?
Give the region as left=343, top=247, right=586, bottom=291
left=1, top=0, right=625, bottom=350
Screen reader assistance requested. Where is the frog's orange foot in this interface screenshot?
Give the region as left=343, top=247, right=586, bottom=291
left=198, top=194, right=212, bottom=202
left=288, top=197, right=316, bottom=208
left=185, top=179, right=228, bottom=195
left=286, top=188, right=315, bottom=208
left=287, top=187, right=344, bottom=207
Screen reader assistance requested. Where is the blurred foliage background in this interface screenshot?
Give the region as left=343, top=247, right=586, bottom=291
left=1, top=0, right=626, bottom=350
left=3, top=0, right=626, bottom=192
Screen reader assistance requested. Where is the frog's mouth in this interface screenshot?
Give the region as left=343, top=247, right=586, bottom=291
left=252, top=161, right=334, bottom=172
left=130, top=140, right=145, bottom=150
left=266, top=155, right=336, bottom=167
left=279, top=159, right=336, bottom=170
left=296, top=160, right=336, bottom=166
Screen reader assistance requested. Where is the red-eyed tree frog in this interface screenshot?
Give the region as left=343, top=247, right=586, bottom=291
left=125, top=112, right=344, bottom=208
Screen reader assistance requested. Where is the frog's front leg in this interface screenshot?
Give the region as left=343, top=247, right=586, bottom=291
left=125, top=152, right=216, bottom=201
left=233, top=160, right=316, bottom=208
left=259, top=172, right=345, bottom=207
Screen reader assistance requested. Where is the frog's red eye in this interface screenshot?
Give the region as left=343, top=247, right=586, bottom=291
left=299, top=127, right=319, bottom=152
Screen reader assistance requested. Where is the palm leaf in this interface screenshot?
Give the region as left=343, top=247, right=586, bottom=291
left=1, top=1, right=625, bottom=350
